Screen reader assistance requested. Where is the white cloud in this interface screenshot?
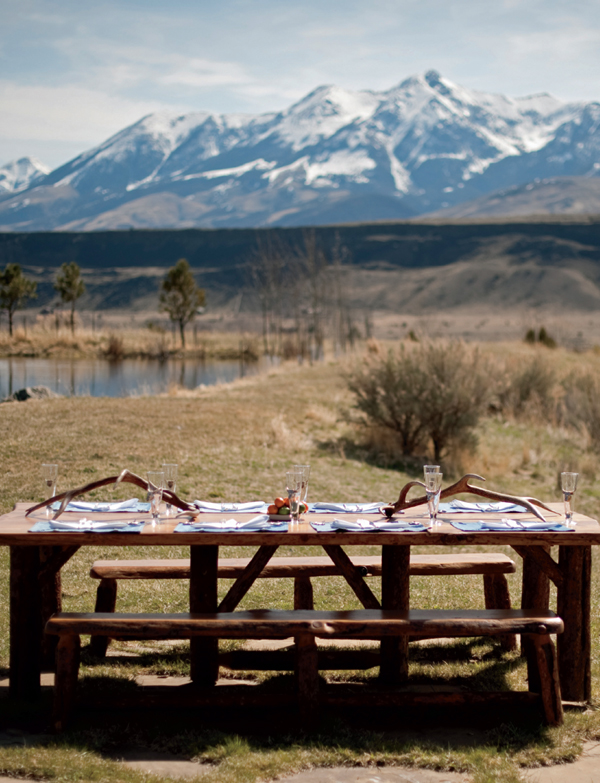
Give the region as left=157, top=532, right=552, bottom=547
left=159, top=58, right=253, bottom=89
left=0, top=80, right=183, bottom=144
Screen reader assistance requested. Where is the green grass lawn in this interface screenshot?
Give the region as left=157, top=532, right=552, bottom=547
left=0, top=347, right=599, bottom=783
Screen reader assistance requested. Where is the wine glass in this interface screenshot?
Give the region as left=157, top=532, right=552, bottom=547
left=42, top=464, right=58, bottom=517
left=162, top=464, right=178, bottom=517
left=293, top=464, right=310, bottom=504
left=147, top=471, right=165, bottom=525
left=424, top=464, right=441, bottom=478
left=425, top=472, right=443, bottom=526
left=286, top=470, right=303, bottom=526
left=561, top=472, right=579, bottom=527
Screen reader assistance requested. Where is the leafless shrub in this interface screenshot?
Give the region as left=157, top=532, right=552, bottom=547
left=496, top=355, right=557, bottom=421
left=561, top=372, right=600, bottom=452
left=347, top=341, right=491, bottom=463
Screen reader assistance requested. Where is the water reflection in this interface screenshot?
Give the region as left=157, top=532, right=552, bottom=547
left=0, top=357, right=267, bottom=399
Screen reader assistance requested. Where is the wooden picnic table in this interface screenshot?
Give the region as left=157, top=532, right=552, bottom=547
left=0, top=502, right=597, bottom=703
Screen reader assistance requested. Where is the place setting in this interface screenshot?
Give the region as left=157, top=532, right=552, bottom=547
left=438, top=469, right=579, bottom=533
left=28, top=464, right=178, bottom=533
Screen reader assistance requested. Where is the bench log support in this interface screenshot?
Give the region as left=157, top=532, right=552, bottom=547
left=46, top=608, right=564, bottom=731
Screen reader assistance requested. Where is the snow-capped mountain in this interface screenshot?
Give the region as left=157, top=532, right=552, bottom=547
left=0, top=157, right=50, bottom=195
left=1, top=70, right=599, bottom=231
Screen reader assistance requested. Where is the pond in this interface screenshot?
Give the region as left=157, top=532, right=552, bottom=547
left=0, top=356, right=270, bottom=399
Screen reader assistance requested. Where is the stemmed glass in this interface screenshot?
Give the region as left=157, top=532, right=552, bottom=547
left=147, top=471, right=165, bottom=525
left=293, top=464, right=310, bottom=505
left=286, top=470, right=303, bottom=526
left=561, top=472, right=579, bottom=527
left=162, top=464, right=178, bottom=517
left=425, top=472, right=443, bottom=526
left=424, top=464, right=440, bottom=478
left=42, top=464, right=58, bottom=517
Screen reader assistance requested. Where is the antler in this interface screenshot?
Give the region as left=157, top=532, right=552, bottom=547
left=25, top=469, right=196, bottom=519
left=382, top=473, right=555, bottom=522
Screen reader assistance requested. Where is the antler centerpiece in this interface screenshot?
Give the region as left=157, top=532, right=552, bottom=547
left=25, top=469, right=196, bottom=519
left=382, top=473, right=555, bottom=522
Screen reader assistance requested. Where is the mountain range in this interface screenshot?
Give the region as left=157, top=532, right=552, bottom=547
left=1, top=70, right=600, bottom=231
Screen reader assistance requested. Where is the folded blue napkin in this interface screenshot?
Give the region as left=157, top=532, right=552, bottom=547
left=450, top=519, right=572, bottom=532
left=311, top=518, right=429, bottom=533
left=175, top=514, right=287, bottom=532
left=309, top=502, right=385, bottom=513
left=50, top=498, right=150, bottom=513
left=193, top=501, right=269, bottom=513
left=439, top=501, right=528, bottom=513
left=29, top=519, right=145, bottom=533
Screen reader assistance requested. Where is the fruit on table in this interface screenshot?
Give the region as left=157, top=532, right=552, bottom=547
left=267, top=498, right=308, bottom=516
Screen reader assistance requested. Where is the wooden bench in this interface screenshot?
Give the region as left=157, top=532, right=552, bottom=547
left=89, top=553, right=517, bottom=656
left=45, top=608, right=563, bottom=731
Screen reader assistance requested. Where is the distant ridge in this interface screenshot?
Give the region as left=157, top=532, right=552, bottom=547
left=0, top=70, right=599, bottom=231
left=424, top=176, right=600, bottom=219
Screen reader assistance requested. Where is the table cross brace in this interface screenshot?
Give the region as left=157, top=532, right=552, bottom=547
left=511, top=545, right=564, bottom=587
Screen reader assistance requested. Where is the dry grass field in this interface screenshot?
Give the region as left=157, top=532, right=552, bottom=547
left=0, top=340, right=599, bottom=783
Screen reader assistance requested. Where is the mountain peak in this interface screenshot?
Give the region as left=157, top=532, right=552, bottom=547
left=424, top=69, right=442, bottom=87
left=0, top=156, right=50, bottom=194
left=0, top=72, right=597, bottom=230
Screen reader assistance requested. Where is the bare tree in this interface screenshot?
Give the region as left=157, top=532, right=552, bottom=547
left=248, top=235, right=288, bottom=356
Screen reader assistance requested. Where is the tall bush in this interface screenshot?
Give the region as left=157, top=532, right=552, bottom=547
left=347, top=341, right=491, bottom=462
left=497, top=355, right=557, bottom=420
left=562, top=372, right=600, bottom=452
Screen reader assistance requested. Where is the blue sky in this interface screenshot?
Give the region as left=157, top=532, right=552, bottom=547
left=2, top=0, right=600, bottom=169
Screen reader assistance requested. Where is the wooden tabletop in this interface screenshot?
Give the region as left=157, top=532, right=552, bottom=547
left=0, top=502, right=597, bottom=547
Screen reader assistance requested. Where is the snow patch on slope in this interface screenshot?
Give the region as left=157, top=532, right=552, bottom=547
left=0, top=157, right=49, bottom=193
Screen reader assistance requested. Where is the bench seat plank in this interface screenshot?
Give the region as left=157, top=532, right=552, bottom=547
left=46, top=608, right=562, bottom=639
left=89, top=553, right=516, bottom=580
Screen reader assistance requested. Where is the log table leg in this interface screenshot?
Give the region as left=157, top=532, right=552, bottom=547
left=520, top=544, right=550, bottom=694
left=379, top=544, right=410, bottom=684
left=190, top=545, right=219, bottom=686
left=10, top=546, right=43, bottom=699
left=40, top=545, right=63, bottom=669
left=557, top=545, right=591, bottom=701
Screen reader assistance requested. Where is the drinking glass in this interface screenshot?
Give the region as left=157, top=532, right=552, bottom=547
left=162, top=463, right=178, bottom=517
left=293, top=464, right=310, bottom=504
left=561, top=472, right=579, bottom=526
left=286, top=470, right=303, bottom=526
left=424, top=464, right=441, bottom=478
left=425, top=472, right=443, bottom=526
left=147, top=471, right=165, bottom=525
left=42, top=464, right=58, bottom=517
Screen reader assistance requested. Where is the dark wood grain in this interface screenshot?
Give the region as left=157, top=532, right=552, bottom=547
left=483, top=574, right=516, bottom=650
left=90, top=578, right=117, bottom=657
left=533, top=634, right=563, bottom=726
left=511, top=544, right=563, bottom=587
left=89, top=552, right=516, bottom=579
left=519, top=543, right=551, bottom=692
left=10, top=546, right=42, bottom=698
left=45, top=609, right=564, bottom=639
left=557, top=545, right=591, bottom=701
left=380, top=544, right=410, bottom=684
left=53, top=634, right=80, bottom=731
left=189, top=545, right=218, bottom=686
